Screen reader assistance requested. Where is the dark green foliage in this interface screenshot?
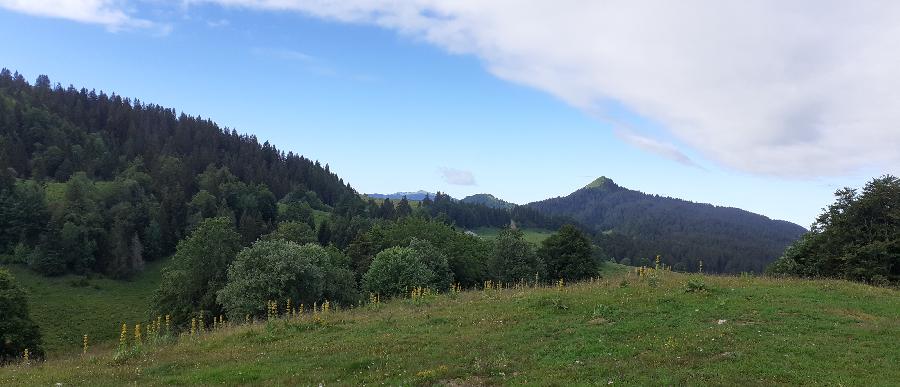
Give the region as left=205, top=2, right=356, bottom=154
left=460, top=193, right=515, bottom=209
left=277, top=201, right=316, bottom=229
left=153, top=218, right=241, bottom=325
left=217, top=241, right=330, bottom=318
left=0, top=180, right=48, bottom=254
left=529, top=177, right=807, bottom=273
left=487, top=228, right=546, bottom=283
left=319, top=246, right=360, bottom=306
left=539, top=225, right=596, bottom=281
left=408, top=238, right=453, bottom=290
left=317, top=220, right=332, bottom=246
left=395, top=196, right=413, bottom=218
left=0, top=268, right=43, bottom=362
left=263, top=221, right=317, bottom=245
left=0, top=71, right=357, bottom=277
left=363, top=246, right=432, bottom=298
left=379, top=198, right=396, bottom=220
left=362, top=217, right=491, bottom=287
left=768, top=176, right=900, bottom=285
left=420, top=192, right=569, bottom=230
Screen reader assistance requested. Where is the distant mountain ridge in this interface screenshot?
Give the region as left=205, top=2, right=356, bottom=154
left=365, top=190, right=438, bottom=201
left=461, top=193, right=516, bottom=209
left=527, top=177, right=807, bottom=273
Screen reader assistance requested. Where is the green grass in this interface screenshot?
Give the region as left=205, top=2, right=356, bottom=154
left=1, top=259, right=167, bottom=355
left=3, top=269, right=898, bottom=385
left=473, top=227, right=555, bottom=244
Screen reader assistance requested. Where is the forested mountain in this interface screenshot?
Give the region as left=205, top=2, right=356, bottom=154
left=461, top=193, right=516, bottom=209
left=528, top=177, right=807, bottom=273
left=0, top=70, right=356, bottom=277
left=0, top=70, right=571, bottom=280
left=417, top=192, right=569, bottom=230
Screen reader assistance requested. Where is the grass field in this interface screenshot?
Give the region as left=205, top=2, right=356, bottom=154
left=3, top=266, right=898, bottom=385
left=473, top=227, right=556, bottom=244
left=1, top=260, right=167, bottom=355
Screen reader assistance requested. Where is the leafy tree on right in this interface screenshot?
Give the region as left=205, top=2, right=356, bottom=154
left=768, top=175, right=900, bottom=285
left=539, top=225, right=596, bottom=281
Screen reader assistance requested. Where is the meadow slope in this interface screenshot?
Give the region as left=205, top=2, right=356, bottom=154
left=2, top=260, right=165, bottom=354
left=1, top=268, right=898, bottom=386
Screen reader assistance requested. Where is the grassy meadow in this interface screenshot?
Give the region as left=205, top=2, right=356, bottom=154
left=1, top=260, right=166, bottom=354
left=473, top=227, right=555, bottom=244
left=2, top=265, right=898, bottom=386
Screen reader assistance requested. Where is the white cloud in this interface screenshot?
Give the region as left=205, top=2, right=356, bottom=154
left=439, top=167, right=476, bottom=186
left=616, top=129, right=696, bottom=167
left=189, top=0, right=900, bottom=177
left=0, top=0, right=158, bottom=31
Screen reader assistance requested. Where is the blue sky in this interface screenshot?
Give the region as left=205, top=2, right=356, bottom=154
left=2, top=1, right=893, bottom=227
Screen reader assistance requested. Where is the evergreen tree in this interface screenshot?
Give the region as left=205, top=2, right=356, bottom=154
left=768, top=175, right=900, bottom=285
left=0, top=268, right=43, bottom=362
left=317, top=219, right=332, bottom=246
left=396, top=196, right=413, bottom=218
left=380, top=198, right=396, bottom=220
left=488, top=228, right=546, bottom=283
left=539, top=225, right=596, bottom=281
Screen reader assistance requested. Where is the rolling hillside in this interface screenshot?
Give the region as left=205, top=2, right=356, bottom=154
left=461, top=193, right=516, bottom=209
left=528, top=177, right=807, bottom=273
left=2, top=268, right=897, bottom=385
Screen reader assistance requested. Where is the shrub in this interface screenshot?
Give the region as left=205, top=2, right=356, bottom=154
left=362, top=217, right=491, bottom=287
left=319, top=246, right=360, bottom=306
left=217, top=240, right=327, bottom=319
left=409, top=238, right=454, bottom=291
left=263, top=221, right=317, bottom=245
left=487, top=228, right=546, bottom=284
left=539, top=225, right=596, bottom=281
left=153, top=217, right=241, bottom=325
left=363, top=246, right=432, bottom=298
left=685, top=278, right=708, bottom=293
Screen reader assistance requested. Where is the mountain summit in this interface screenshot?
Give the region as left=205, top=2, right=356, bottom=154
left=583, top=176, right=617, bottom=190
left=528, top=177, right=806, bottom=273
left=461, top=193, right=516, bottom=209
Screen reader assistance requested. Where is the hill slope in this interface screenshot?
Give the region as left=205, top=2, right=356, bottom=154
left=528, top=177, right=807, bottom=273
left=461, top=193, right=516, bottom=209
left=2, top=269, right=897, bottom=385
left=1, top=261, right=164, bottom=354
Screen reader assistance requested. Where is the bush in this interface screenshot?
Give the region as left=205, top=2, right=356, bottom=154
left=319, top=246, right=360, bottom=306
left=153, top=217, right=241, bottom=325
left=363, top=246, right=432, bottom=298
left=0, top=268, right=43, bottom=363
left=263, top=221, right=317, bottom=245
left=362, top=217, right=491, bottom=287
left=217, top=240, right=328, bottom=319
left=539, top=224, right=596, bottom=281
left=409, top=238, right=454, bottom=290
left=487, top=228, right=545, bottom=284
left=685, top=278, right=708, bottom=293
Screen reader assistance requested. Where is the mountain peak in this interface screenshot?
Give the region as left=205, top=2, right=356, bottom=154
left=461, top=193, right=516, bottom=209
left=583, top=176, right=616, bottom=189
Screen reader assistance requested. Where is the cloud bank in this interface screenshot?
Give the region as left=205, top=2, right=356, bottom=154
left=439, top=168, right=476, bottom=186
left=193, top=0, right=900, bottom=177
left=0, top=0, right=159, bottom=31
left=8, top=1, right=900, bottom=177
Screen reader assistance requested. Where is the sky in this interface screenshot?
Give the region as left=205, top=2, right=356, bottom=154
left=3, top=1, right=898, bottom=228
